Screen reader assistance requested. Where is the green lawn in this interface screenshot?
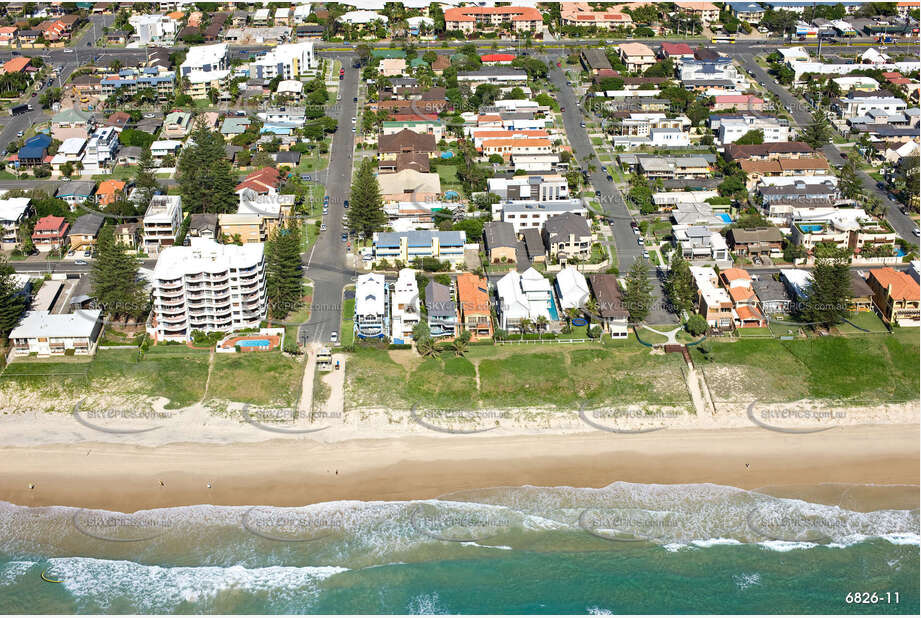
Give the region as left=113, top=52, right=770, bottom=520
left=591, top=137, right=604, bottom=146
left=736, top=326, right=774, bottom=338
left=698, top=331, right=919, bottom=404
left=837, top=311, right=888, bottom=334
left=91, top=165, right=137, bottom=181
left=284, top=283, right=313, bottom=343
left=340, top=296, right=355, bottom=347
left=207, top=352, right=303, bottom=406
left=434, top=164, right=461, bottom=191
left=344, top=340, right=690, bottom=410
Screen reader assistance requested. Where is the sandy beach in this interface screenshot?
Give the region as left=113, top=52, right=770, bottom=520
left=2, top=424, right=918, bottom=513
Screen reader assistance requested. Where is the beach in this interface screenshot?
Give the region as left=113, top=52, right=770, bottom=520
left=2, top=424, right=918, bottom=513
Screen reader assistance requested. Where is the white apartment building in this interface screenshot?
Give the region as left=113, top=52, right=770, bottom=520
left=650, top=128, right=691, bottom=147
left=679, top=60, right=742, bottom=84
left=618, top=113, right=691, bottom=137
left=716, top=115, right=791, bottom=145
left=250, top=42, right=316, bottom=80
left=179, top=44, right=230, bottom=99
left=492, top=199, right=588, bottom=233
left=148, top=238, right=267, bottom=342
left=9, top=310, right=103, bottom=357
left=355, top=272, right=389, bottom=340
left=143, top=195, right=183, bottom=257
left=836, top=95, right=908, bottom=120
left=390, top=268, right=420, bottom=345
left=81, top=126, right=119, bottom=173
left=487, top=175, right=569, bottom=202
left=129, top=14, right=178, bottom=45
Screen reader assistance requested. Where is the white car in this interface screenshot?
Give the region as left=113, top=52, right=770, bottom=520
left=914, top=228, right=920, bottom=237
left=329, top=331, right=339, bottom=344
left=63, top=48, right=74, bottom=53
left=320, top=223, right=327, bottom=231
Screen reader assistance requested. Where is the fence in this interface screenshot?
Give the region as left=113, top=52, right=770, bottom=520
left=496, top=337, right=593, bottom=345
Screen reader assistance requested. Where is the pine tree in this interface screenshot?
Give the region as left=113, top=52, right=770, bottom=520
left=265, top=221, right=303, bottom=320
left=134, top=146, right=159, bottom=208
left=623, top=257, right=653, bottom=323
left=803, top=254, right=851, bottom=327
left=178, top=118, right=237, bottom=214
left=838, top=156, right=863, bottom=201
left=0, top=256, right=28, bottom=339
left=91, top=226, right=147, bottom=321
left=664, top=252, right=695, bottom=316
left=801, top=107, right=832, bottom=149
left=347, top=157, right=386, bottom=238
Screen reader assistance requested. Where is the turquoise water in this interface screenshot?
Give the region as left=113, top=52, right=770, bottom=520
left=799, top=224, right=825, bottom=233
left=1, top=483, right=918, bottom=614
left=548, top=298, right=560, bottom=321
left=718, top=213, right=732, bottom=223
left=238, top=339, right=271, bottom=347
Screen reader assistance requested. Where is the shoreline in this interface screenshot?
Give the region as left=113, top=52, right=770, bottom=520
left=2, top=424, right=918, bottom=513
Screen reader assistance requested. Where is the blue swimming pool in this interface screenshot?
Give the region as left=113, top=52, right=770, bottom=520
left=717, top=213, right=732, bottom=223
left=240, top=339, right=271, bottom=347
left=547, top=299, right=559, bottom=321
left=799, top=224, right=824, bottom=233
left=441, top=151, right=455, bottom=159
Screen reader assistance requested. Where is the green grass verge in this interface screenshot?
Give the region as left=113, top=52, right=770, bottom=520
left=207, top=351, right=303, bottom=406
left=340, top=296, right=355, bottom=347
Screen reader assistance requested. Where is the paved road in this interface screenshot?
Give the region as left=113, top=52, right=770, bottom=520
left=11, top=257, right=157, bottom=274
left=731, top=51, right=919, bottom=243
left=299, top=56, right=359, bottom=346
left=547, top=58, right=677, bottom=325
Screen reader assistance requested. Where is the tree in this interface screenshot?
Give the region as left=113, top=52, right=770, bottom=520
left=685, top=313, right=708, bottom=336
left=734, top=129, right=764, bottom=145
left=416, top=336, right=437, bottom=358
left=801, top=107, right=832, bottom=149
left=252, top=151, right=275, bottom=169
left=177, top=119, right=237, bottom=214
left=623, top=257, right=653, bottom=323
left=264, top=220, right=303, bottom=320
left=802, top=254, right=851, bottom=327
left=535, top=314, right=549, bottom=340
left=518, top=317, right=532, bottom=336
left=0, top=256, right=28, bottom=339
left=451, top=330, right=471, bottom=357
left=134, top=146, right=159, bottom=208
left=91, top=226, right=148, bottom=322
left=838, top=156, right=863, bottom=200
left=664, top=252, right=695, bottom=316
left=346, top=157, right=386, bottom=238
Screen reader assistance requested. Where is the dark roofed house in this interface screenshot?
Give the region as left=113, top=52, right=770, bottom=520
left=135, top=116, right=163, bottom=134
left=483, top=221, right=520, bottom=264
left=543, top=213, right=591, bottom=260
left=273, top=151, right=301, bottom=168
left=117, top=145, right=142, bottom=165
left=18, top=133, right=52, bottom=166
left=188, top=213, right=218, bottom=240
left=521, top=227, right=546, bottom=263
left=726, top=227, right=784, bottom=257
left=724, top=141, right=814, bottom=161
left=580, top=48, right=612, bottom=74
left=588, top=274, right=629, bottom=338
left=395, top=151, right=430, bottom=173
left=849, top=271, right=875, bottom=312
left=694, top=47, right=720, bottom=61
left=68, top=212, right=104, bottom=253
left=378, top=129, right=437, bottom=158
left=295, top=24, right=325, bottom=39
left=752, top=276, right=791, bottom=316
left=425, top=280, right=458, bottom=338
left=105, top=111, right=131, bottom=130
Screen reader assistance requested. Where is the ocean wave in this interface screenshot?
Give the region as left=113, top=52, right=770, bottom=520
left=47, top=557, right=347, bottom=613
left=1, top=482, right=917, bottom=563
left=0, top=560, right=35, bottom=586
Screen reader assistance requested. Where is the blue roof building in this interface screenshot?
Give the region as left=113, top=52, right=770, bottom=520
left=18, top=134, right=52, bottom=166
left=373, top=230, right=466, bottom=266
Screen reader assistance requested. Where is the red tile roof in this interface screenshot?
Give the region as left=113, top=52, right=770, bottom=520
left=33, top=215, right=67, bottom=232
left=869, top=268, right=920, bottom=302
left=235, top=167, right=282, bottom=193
left=481, top=53, right=515, bottom=63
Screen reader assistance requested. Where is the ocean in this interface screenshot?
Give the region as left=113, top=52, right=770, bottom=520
left=0, top=482, right=917, bottom=614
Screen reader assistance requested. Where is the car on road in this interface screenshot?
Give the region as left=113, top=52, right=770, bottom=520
left=580, top=122, right=585, bottom=127
left=330, top=331, right=338, bottom=344
left=320, top=223, right=327, bottom=231
left=560, top=106, right=565, bottom=112
left=877, top=181, right=886, bottom=190
left=352, top=127, right=356, bottom=132
left=341, top=233, right=348, bottom=241
left=351, top=116, right=356, bottom=123
left=637, top=237, right=644, bottom=245
left=63, top=49, right=73, bottom=53
left=914, top=228, right=920, bottom=237
left=606, top=175, right=613, bottom=181
left=343, top=199, right=349, bottom=208
left=594, top=190, right=601, bottom=197
left=300, top=174, right=311, bottom=181
left=74, top=259, right=87, bottom=265
left=643, top=250, right=649, bottom=259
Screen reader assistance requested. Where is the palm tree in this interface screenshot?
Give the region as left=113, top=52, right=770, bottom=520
left=535, top=315, right=549, bottom=340
left=451, top=331, right=470, bottom=357
left=109, top=59, right=123, bottom=73
left=565, top=307, right=580, bottom=330
left=417, top=337, right=438, bottom=358
left=518, top=318, right=532, bottom=337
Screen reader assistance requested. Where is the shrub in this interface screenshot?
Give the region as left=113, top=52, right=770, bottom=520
left=685, top=314, right=708, bottom=336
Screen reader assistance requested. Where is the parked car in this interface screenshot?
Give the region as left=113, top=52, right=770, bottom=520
left=343, top=199, right=349, bottom=208
left=329, top=331, right=338, bottom=344
left=606, top=175, right=613, bottom=181
left=914, top=228, right=920, bottom=237
left=74, top=259, right=87, bottom=265
left=341, top=233, right=348, bottom=242
left=353, top=97, right=358, bottom=102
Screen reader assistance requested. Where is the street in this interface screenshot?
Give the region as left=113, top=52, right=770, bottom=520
left=298, top=55, right=359, bottom=346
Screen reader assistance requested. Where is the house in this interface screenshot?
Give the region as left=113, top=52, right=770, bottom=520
left=143, top=195, right=183, bottom=256
left=354, top=272, right=389, bottom=340
left=426, top=280, right=457, bottom=339
left=150, top=139, right=182, bottom=162
left=726, top=227, right=784, bottom=258
left=836, top=93, right=908, bottom=120
left=9, top=311, right=103, bottom=357
left=163, top=111, right=192, bottom=139
left=555, top=266, right=590, bottom=311
left=456, top=67, right=528, bottom=87
left=712, top=114, right=791, bottom=145
left=673, top=225, right=731, bottom=265
left=728, top=2, right=765, bottom=21
left=494, top=199, right=589, bottom=233
left=378, top=129, right=437, bottom=160
left=560, top=2, right=632, bottom=29
left=148, top=238, right=266, bottom=342
left=496, top=267, right=554, bottom=332
left=17, top=134, right=52, bottom=167
left=790, top=209, right=897, bottom=255
left=0, top=197, right=31, bottom=250
left=487, top=175, right=568, bottom=202
left=179, top=43, right=230, bottom=99
left=390, top=268, right=419, bottom=344
left=675, top=2, right=720, bottom=23
left=95, top=180, right=126, bottom=206
left=68, top=213, right=104, bottom=255
left=56, top=181, right=96, bottom=207
left=112, top=222, right=139, bottom=250
left=188, top=214, right=218, bottom=241
left=378, top=169, right=441, bottom=204
left=618, top=43, right=656, bottom=73
left=543, top=213, right=591, bottom=261
left=457, top=272, right=492, bottom=339
left=235, top=167, right=282, bottom=195
left=129, top=14, right=179, bottom=45
left=521, top=228, right=546, bottom=264
left=866, top=267, right=920, bottom=326
left=250, top=42, right=316, bottom=80
left=0, top=26, right=18, bottom=46
left=690, top=266, right=734, bottom=330
left=483, top=221, right=520, bottom=264
left=849, top=271, right=875, bottom=313
left=373, top=230, right=465, bottom=266
left=221, top=116, right=251, bottom=138
left=580, top=48, right=612, bottom=75
left=752, top=275, right=792, bottom=317
left=443, top=6, right=542, bottom=33
left=718, top=268, right=766, bottom=328
left=382, top=119, right=446, bottom=142
left=273, top=151, right=301, bottom=169
left=2, top=56, right=31, bottom=74
left=724, top=141, right=814, bottom=161
left=379, top=58, right=407, bottom=78
left=31, top=215, right=69, bottom=252
left=100, top=68, right=176, bottom=102
left=780, top=268, right=813, bottom=303
left=588, top=274, right=629, bottom=338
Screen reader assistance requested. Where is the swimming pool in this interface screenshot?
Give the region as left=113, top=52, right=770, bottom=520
left=547, top=299, right=560, bottom=321
left=239, top=339, right=271, bottom=347
left=441, top=151, right=455, bottom=159
left=717, top=213, right=732, bottom=223
left=799, top=224, right=824, bottom=233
